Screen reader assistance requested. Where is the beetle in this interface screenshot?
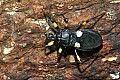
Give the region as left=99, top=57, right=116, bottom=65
left=43, top=11, right=105, bottom=72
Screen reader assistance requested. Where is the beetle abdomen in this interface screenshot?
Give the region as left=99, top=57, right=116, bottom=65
left=77, top=29, right=102, bottom=51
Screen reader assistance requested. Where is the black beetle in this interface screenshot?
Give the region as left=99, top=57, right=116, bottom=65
left=43, top=12, right=105, bottom=72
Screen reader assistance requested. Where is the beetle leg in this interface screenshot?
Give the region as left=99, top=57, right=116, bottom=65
left=74, top=49, right=82, bottom=72
left=57, top=47, right=67, bottom=68
left=45, top=47, right=56, bottom=55
left=90, top=13, right=105, bottom=28
left=45, top=41, right=54, bottom=47
left=75, top=49, right=81, bottom=63
left=80, top=55, right=99, bottom=73
left=57, top=52, right=62, bottom=63
left=76, top=20, right=90, bottom=30
left=57, top=47, right=63, bottom=63
left=44, top=41, right=55, bottom=55
left=74, top=54, right=82, bottom=72
left=76, top=12, right=105, bottom=30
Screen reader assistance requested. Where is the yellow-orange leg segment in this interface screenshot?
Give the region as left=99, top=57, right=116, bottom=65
left=57, top=47, right=63, bottom=63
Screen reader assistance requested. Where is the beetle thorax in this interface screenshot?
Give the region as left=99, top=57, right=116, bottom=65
left=56, top=29, right=76, bottom=47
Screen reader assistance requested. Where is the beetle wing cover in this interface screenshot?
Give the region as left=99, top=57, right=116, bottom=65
left=76, top=29, right=102, bottom=50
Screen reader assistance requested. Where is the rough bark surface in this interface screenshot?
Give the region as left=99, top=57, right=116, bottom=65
left=0, top=0, right=120, bottom=80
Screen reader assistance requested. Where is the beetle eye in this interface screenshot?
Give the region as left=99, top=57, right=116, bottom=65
left=45, top=33, right=54, bottom=39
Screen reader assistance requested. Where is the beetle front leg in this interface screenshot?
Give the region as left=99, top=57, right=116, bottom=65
left=45, top=47, right=56, bottom=55
left=57, top=47, right=63, bottom=67
left=44, top=40, right=55, bottom=55
left=57, top=47, right=66, bottom=68
left=57, top=52, right=62, bottom=63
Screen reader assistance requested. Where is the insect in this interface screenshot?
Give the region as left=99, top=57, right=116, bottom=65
left=43, top=11, right=105, bottom=72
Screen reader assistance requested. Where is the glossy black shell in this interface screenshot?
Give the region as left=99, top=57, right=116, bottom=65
left=76, top=29, right=103, bottom=57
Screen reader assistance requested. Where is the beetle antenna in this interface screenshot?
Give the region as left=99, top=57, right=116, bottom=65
left=63, top=15, right=69, bottom=29
left=42, top=9, right=60, bottom=33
